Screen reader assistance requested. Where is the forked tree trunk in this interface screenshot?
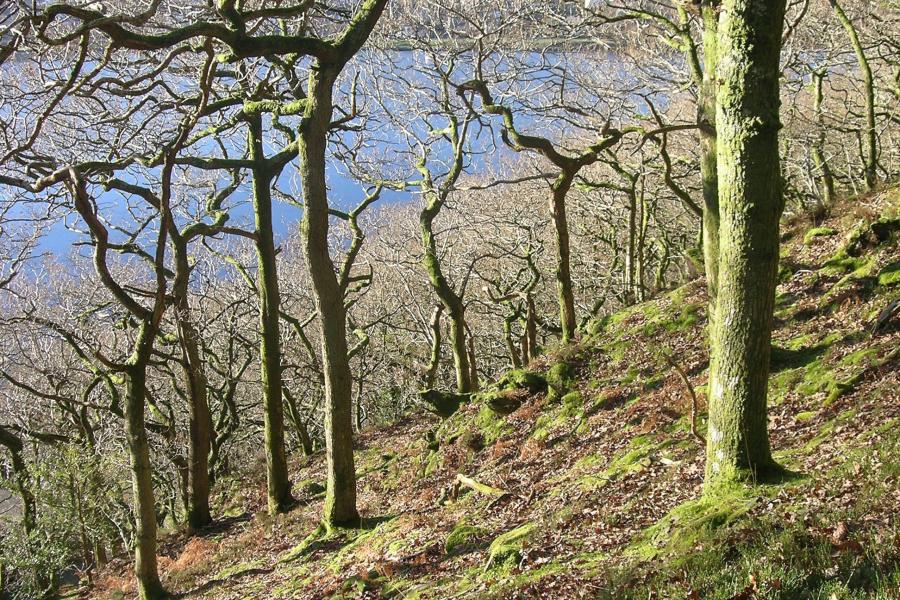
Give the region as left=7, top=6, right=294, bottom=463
left=705, top=0, right=786, bottom=485
left=420, top=208, right=474, bottom=393
left=249, top=114, right=294, bottom=514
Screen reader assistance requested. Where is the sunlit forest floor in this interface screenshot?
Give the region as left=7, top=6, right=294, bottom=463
left=88, top=186, right=900, bottom=599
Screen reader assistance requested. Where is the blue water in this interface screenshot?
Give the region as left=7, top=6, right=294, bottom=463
left=8, top=47, right=646, bottom=268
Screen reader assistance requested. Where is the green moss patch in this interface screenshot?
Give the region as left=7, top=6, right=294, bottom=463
left=485, top=522, right=538, bottom=571
left=545, top=362, right=575, bottom=402
left=444, top=522, right=489, bottom=554
left=877, top=261, right=900, bottom=286
left=803, top=226, right=837, bottom=245
left=630, top=483, right=756, bottom=560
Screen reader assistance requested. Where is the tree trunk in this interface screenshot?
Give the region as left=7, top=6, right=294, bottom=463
left=465, top=322, right=479, bottom=391
left=249, top=114, right=294, bottom=514
left=811, top=71, right=836, bottom=207
left=504, top=314, right=522, bottom=369
left=700, top=1, right=721, bottom=327
left=705, top=0, right=786, bottom=486
left=448, top=305, right=473, bottom=393
left=283, top=386, right=314, bottom=457
left=0, top=428, right=35, bottom=537
left=424, top=305, right=443, bottom=389
left=625, top=182, right=637, bottom=306
left=171, top=240, right=212, bottom=530
left=551, top=172, right=577, bottom=342
left=420, top=208, right=473, bottom=393
left=299, top=67, right=359, bottom=527
left=636, top=185, right=649, bottom=302
left=524, top=295, right=537, bottom=363
left=125, top=324, right=167, bottom=600
left=830, top=0, right=877, bottom=190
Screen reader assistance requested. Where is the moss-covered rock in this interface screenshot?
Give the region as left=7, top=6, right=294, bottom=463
left=560, top=391, right=584, bottom=417
left=477, top=368, right=548, bottom=415
left=630, top=483, right=756, bottom=560
left=480, top=389, right=524, bottom=415
left=418, top=389, right=471, bottom=418
left=475, top=404, right=511, bottom=444
left=870, top=216, right=900, bottom=243
left=821, top=249, right=869, bottom=276
left=545, top=362, right=575, bottom=402
left=457, top=430, right=484, bottom=452
left=444, top=522, right=488, bottom=554
left=803, top=226, right=837, bottom=245
left=877, top=261, right=900, bottom=286
left=496, top=369, right=548, bottom=394
left=485, top=522, right=537, bottom=571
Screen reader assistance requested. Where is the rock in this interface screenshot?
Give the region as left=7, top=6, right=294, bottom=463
left=418, top=389, right=471, bottom=418
left=481, top=388, right=527, bottom=415
left=444, top=522, right=488, bottom=554
left=485, top=522, right=537, bottom=571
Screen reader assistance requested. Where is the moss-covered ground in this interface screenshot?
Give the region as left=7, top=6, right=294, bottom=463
left=91, top=187, right=900, bottom=599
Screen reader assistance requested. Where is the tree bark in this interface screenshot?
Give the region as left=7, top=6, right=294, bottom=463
left=299, top=67, right=359, bottom=526
left=0, top=427, right=35, bottom=537
left=811, top=71, right=836, bottom=207
left=248, top=113, right=295, bottom=514
left=424, top=305, right=443, bottom=389
left=705, top=0, right=786, bottom=485
left=551, top=172, right=577, bottom=342
left=171, top=239, right=212, bottom=530
left=420, top=207, right=474, bottom=393
left=125, top=324, right=167, bottom=600
left=700, top=2, right=721, bottom=326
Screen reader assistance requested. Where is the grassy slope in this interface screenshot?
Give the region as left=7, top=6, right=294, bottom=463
left=93, top=187, right=900, bottom=600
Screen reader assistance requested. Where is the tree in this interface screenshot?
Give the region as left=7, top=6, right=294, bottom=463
left=295, top=0, right=389, bottom=526
left=829, top=0, right=878, bottom=190
left=414, top=76, right=480, bottom=394
left=463, top=80, right=629, bottom=342
left=704, top=0, right=787, bottom=485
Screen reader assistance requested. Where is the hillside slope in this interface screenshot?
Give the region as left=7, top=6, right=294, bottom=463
left=91, top=187, right=900, bottom=600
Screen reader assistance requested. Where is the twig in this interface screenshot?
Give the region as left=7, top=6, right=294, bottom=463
left=662, top=352, right=706, bottom=446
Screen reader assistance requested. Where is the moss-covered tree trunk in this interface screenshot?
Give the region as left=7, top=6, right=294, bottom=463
left=424, top=306, right=443, bottom=388
left=299, top=67, right=359, bottom=526
left=636, top=187, right=650, bottom=303
left=700, top=2, right=721, bottom=325
left=420, top=204, right=474, bottom=394
left=625, top=182, right=637, bottom=306
left=829, top=0, right=877, bottom=190
left=171, top=239, right=212, bottom=530
left=283, top=386, right=314, bottom=457
left=523, top=295, right=537, bottom=363
left=811, top=71, right=835, bottom=207
left=248, top=113, right=294, bottom=514
left=551, top=172, right=577, bottom=342
left=0, top=427, right=35, bottom=537
left=705, top=0, right=786, bottom=486
left=125, top=324, right=167, bottom=600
